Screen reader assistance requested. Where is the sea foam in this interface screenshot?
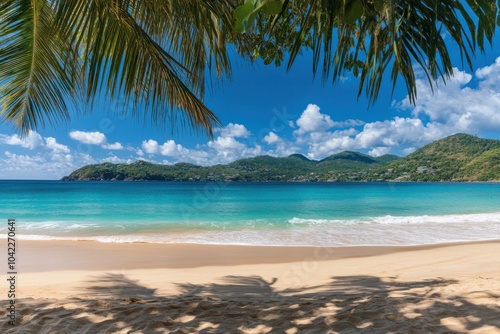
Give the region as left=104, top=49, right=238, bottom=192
left=289, top=212, right=500, bottom=226
left=13, top=211, right=500, bottom=247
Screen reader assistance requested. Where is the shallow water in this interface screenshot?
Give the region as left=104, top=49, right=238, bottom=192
left=1, top=181, right=499, bottom=246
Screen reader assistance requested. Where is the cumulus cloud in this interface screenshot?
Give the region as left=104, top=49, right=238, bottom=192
left=208, top=136, right=246, bottom=152
left=45, top=137, right=70, bottom=154
left=0, top=131, right=44, bottom=149
left=0, top=131, right=71, bottom=158
left=140, top=133, right=259, bottom=165
left=141, top=139, right=187, bottom=157
left=354, top=117, right=441, bottom=149
left=102, top=142, right=124, bottom=150
left=368, top=147, right=392, bottom=157
left=4, top=151, right=44, bottom=164
left=263, top=131, right=281, bottom=145
left=69, top=130, right=125, bottom=151
left=102, top=154, right=127, bottom=163
left=141, top=139, right=159, bottom=154
left=69, top=131, right=106, bottom=145
left=0, top=150, right=95, bottom=180
left=301, top=114, right=445, bottom=160
left=397, top=64, right=500, bottom=134
left=215, top=123, right=251, bottom=138
left=293, top=59, right=500, bottom=159
left=159, top=140, right=186, bottom=156
left=473, top=57, right=500, bottom=90
left=295, top=104, right=335, bottom=134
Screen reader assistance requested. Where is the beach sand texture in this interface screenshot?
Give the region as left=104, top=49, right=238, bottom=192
left=1, top=240, right=500, bottom=333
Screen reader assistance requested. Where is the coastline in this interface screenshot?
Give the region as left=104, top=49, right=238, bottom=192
left=1, top=239, right=499, bottom=332
left=11, top=238, right=500, bottom=272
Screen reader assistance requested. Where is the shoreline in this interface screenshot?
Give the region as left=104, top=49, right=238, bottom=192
left=10, top=238, right=500, bottom=272
left=1, top=239, right=500, bottom=333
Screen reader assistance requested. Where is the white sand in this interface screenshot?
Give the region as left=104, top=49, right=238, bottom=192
left=1, top=240, right=500, bottom=333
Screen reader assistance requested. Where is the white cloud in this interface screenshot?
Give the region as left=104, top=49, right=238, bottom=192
left=159, top=140, right=186, bottom=156
left=0, top=150, right=95, bottom=180
left=294, top=60, right=500, bottom=159
left=0, top=132, right=71, bottom=158
left=368, top=147, right=392, bottom=157
left=45, top=137, right=70, bottom=154
left=295, top=104, right=334, bottom=134
left=0, top=131, right=44, bottom=149
left=397, top=64, right=500, bottom=134
left=102, top=142, right=124, bottom=150
left=69, top=130, right=125, bottom=151
left=141, top=139, right=159, bottom=154
left=475, top=57, right=500, bottom=88
left=141, top=139, right=187, bottom=157
left=204, top=134, right=264, bottom=164
left=216, top=123, right=251, bottom=138
left=299, top=115, right=448, bottom=159
left=5, top=151, right=44, bottom=164
left=305, top=134, right=357, bottom=160
left=102, top=154, right=127, bottom=163
left=208, top=136, right=246, bottom=151
left=263, top=131, right=281, bottom=145
left=354, top=117, right=441, bottom=149
left=69, top=131, right=106, bottom=145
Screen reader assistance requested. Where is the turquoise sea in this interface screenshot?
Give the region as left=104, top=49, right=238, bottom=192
left=0, top=181, right=499, bottom=246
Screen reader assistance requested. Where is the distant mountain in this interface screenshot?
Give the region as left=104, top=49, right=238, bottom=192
left=316, top=151, right=380, bottom=172
left=373, top=154, right=400, bottom=164
left=62, top=151, right=397, bottom=182
left=62, top=134, right=500, bottom=182
left=320, top=151, right=376, bottom=164
left=287, top=153, right=311, bottom=161
left=374, top=134, right=500, bottom=181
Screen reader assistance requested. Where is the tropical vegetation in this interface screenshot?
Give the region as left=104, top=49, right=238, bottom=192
left=1, top=1, right=498, bottom=135
left=62, top=134, right=500, bottom=182
left=380, top=133, right=500, bottom=181
left=62, top=151, right=398, bottom=182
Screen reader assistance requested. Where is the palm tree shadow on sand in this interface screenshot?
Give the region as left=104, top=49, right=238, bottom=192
left=2, top=274, right=499, bottom=333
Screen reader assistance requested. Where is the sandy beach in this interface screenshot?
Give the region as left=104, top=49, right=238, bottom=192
left=1, top=240, right=500, bottom=333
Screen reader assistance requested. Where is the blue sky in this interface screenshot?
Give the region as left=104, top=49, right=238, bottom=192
left=2, top=38, right=500, bottom=179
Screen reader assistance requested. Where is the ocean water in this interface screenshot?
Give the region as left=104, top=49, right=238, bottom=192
left=0, top=180, right=499, bottom=246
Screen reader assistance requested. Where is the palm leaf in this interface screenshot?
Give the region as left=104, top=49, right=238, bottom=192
left=253, top=0, right=497, bottom=104
left=1, top=0, right=248, bottom=136
left=52, top=0, right=250, bottom=135
left=0, top=0, right=76, bottom=133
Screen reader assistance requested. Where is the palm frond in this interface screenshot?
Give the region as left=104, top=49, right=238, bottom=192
left=2, top=0, right=248, bottom=136
left=0, top=0, right=76, bottom=133
left=256, top=0, right=498, bottom=104
left=51, top=0, right=252, bottom=135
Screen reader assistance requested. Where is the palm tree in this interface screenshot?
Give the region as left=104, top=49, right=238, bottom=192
left=240, top=0, right=498, bottom=104
left=1, top=0, right=497, bottom=136
left=0, top=0, right=245, bottom=136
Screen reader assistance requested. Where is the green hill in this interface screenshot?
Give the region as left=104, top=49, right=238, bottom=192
left=316, top=151, right=381, bottom=172
left=374, top=154, right=400, bottom=164
left=455, top=147, right=500, bottom=181
left=62, top=150, right=397, bottom=182
left=374, top=134, right=500, bottom=181
left=62, top=134, right=500, bottom=182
